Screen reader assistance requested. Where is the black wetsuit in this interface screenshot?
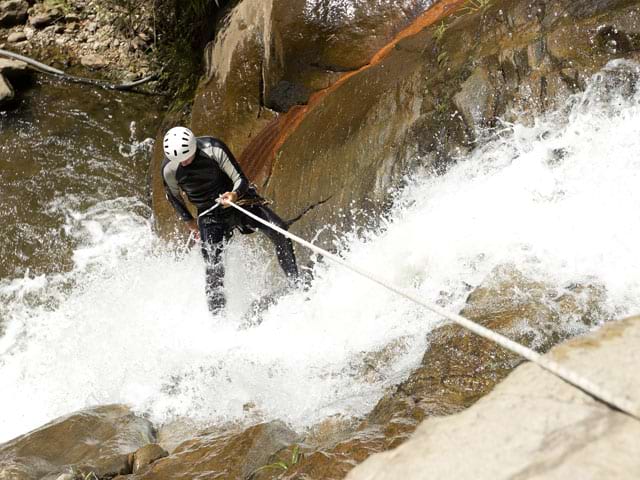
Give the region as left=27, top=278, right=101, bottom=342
left=162, top=137, right=298, bottom=313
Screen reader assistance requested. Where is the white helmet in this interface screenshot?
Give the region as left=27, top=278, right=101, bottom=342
left=163, top=126, right=197, bottom=163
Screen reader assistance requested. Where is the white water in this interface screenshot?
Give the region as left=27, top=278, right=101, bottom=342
left=1, top=61, right=640, bottom=443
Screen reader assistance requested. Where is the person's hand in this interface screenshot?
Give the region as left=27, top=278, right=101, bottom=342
left=186, top=219, right=200, bottom=240
left=219, top=191, right=238, bottom=208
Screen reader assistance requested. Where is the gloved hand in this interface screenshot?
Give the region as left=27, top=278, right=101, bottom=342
left=219, top=191, right=238, bottom=208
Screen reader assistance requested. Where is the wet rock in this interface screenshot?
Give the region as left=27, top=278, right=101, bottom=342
left=0, top=0, right=28, bottom=27
left=0, top=405, right=155, bottom=479
left=458, top=264, right=607, bottom=351
left=346, top=316, right=640, bottom=479
left=129, top=421, right=299, bottom=480
left=246, top=0, right=640, bottom=254
left=151, top=0, right=433, bottom=237
left=270, top=431, right=388, bottom=480
left=453, top=67, right=497, bottom=135
left=130, top=444, right=168, bottom=474
left=0, top=73, right=14, bottom=106
left=80, top=54, right=107, bottom=69
left=7, top=30, right=27, bottom=43
left=243, top=265, right=610, bottom=480
left=367, top=265, right=609, bottom=436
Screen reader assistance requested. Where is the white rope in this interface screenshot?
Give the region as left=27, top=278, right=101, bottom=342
left=198, top=202, right=221, bottom=218
left=228, top=201, right=640, bottom=420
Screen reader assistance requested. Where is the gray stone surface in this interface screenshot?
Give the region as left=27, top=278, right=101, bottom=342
left=0, top=73, right=14, bottom=106
left=346, top=316, right=640, bottom=480
left=7, top=31, right=26, bottom=43
left=0, top=58, right=28, bottom=75
left=80, top=54, right=107, bottom=69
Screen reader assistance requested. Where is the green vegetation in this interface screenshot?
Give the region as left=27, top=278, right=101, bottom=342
left=461, top=0, right=493, bottom=14
left=101, top=0, right=225, bottom=104
left=432, top=21, right=448, bottom=44
left=43, top=0, right=73, bottom=13
left=437, top=51, right=449, bottom=68
left=252, top=445, right=303, bottom=476
left=153, top=0, right=224, bottom=106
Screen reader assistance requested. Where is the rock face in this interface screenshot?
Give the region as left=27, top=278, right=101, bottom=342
left=345, top=316, right=640, bottom=479
left=152, top=0, right=435, bottom=238
left=261, top=0, right=640, bottom=248
left=152, top=0, right=640, bottom=247
left=0, top=405, right=155, bottom=479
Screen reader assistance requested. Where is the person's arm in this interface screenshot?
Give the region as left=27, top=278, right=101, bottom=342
left=202, top=139, right=250, bottom=200
left=162, top=159, right=197, bottom=230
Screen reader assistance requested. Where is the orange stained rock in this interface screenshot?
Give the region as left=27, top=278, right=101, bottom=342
left=241, top=0, right=468, bottom=184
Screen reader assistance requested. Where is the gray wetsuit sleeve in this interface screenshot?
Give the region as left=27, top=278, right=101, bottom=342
left=162, top=159, right=193, bottom=221
left=201, top=140, right=249, bottom=197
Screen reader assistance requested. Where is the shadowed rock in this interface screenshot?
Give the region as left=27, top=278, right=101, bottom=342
left=130, top=444, right=169, bottom=474
left=0, top=0, right=28, bottom=27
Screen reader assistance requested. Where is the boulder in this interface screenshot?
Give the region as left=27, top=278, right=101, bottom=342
left=367, top=265, right=608, bottom=435
left=7, top=31, right=27, bottom=43
left=0, top=405, right=155, bottom=479
left=130, top=444, right=168, bottom=474
left=0, top=73, right=14, bottom=106
left=129, top=421, right=299, bottom=479
left=346, top=316, right=640, bottom=479
left=0, top=58, right=28, bottom=77
left=80, top=54, right=107, bottom=69
left=28, top=8, right=61, bottom=29
left=0, top=0, right=28, bottom=27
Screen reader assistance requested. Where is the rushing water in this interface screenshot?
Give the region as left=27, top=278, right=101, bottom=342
left=1, top=62, right=640, bottom=443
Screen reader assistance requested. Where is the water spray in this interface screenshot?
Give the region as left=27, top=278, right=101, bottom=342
left=227, top=200, right=640, bottom=421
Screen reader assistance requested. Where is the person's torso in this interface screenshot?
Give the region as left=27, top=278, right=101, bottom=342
left=176, top=142, right=233, bottom=214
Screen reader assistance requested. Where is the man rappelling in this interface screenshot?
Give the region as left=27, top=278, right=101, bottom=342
left=161, top=126, right=299, bottom=314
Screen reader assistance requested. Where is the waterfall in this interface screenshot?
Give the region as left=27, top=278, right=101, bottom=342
left=1, top=61, right=639, bottom=443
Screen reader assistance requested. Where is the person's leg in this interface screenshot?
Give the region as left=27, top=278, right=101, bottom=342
left=247, top=205, right=299, bottom=280
left=199, top=217, right=228, bottom=313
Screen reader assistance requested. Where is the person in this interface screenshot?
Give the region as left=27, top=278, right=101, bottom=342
left=161, top=126, right=299, bottom=313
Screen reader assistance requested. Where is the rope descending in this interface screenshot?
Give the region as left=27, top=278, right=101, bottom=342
left=228, top=200, right=640, bottom=421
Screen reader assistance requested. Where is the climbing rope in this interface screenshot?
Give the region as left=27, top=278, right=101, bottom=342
left=228, top=200, right=640, bottom=420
